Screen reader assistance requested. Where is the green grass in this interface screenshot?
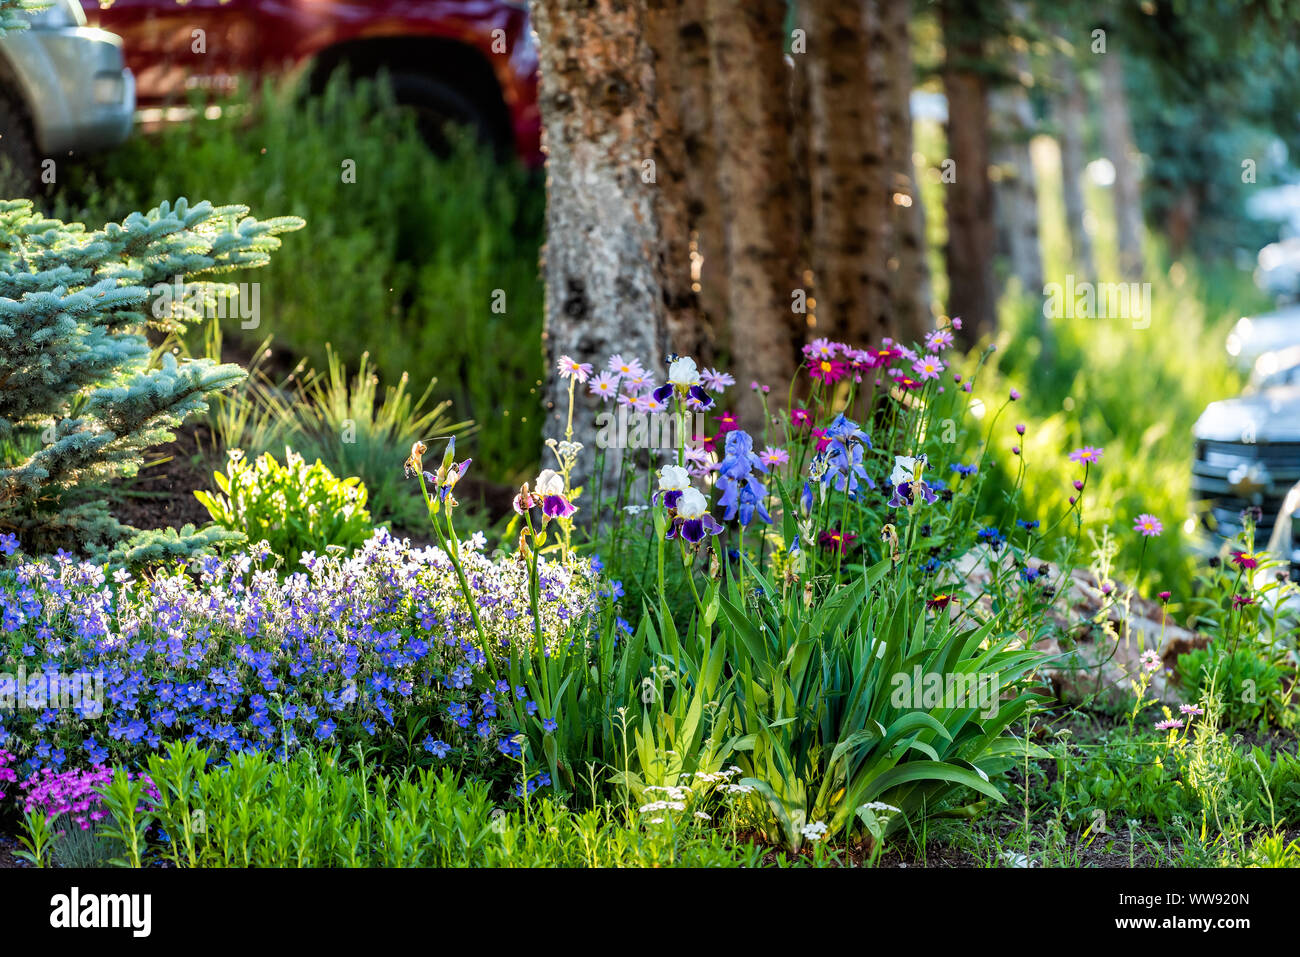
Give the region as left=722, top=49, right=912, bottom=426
left=50, top=76, right=545, bottom=482
left=915, top=118, right=1271, bottom=595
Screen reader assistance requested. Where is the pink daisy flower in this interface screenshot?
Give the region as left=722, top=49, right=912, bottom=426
left=1154, top=718, right=1184, bottom=731
left=700, top=368, right=735, bottom=392
left=607, top=354, right=645, bottom=379
left=912, top=354, right=945, bottom=380
left=1068, top=446, right=1104, bottom=465
left=558, top=355, right=592, bottom=383
left=588, top=371, right=620, bottom=401
left=925, top=329, right=954, bottom=352
left=1133, top=514, right=1163, bottom=537
left=759, top=446, right=788, bottom=468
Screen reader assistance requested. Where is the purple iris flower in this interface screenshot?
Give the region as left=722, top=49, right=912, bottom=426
left=668, top=513, right=723, bottom=543
left=542, top=494, right=576, bottom=518
left=888, top=480, right=938, bottom=507
left=686, top=385, right=714, bottom=410
left=714, top=431, right=771, bottom=526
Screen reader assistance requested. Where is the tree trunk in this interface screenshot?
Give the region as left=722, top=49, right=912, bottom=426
left=1054, top=41, right=1094, bottom=276
left=806, top=0, right=890, bottom=345
left=942, top=0, right=997, bottom=344
left=646, top=0, right=707, bottom=360
left=988, top=22, right=1043, bottom=298
left=878, top=0, right=932, bottom=341
left=533, top=0, right=668, bottom=487
left=707, top=0, right=801, bottom=425
left=676, top=2, right=725, bottom=365
left=1097, top=44, right=1145, bottom=281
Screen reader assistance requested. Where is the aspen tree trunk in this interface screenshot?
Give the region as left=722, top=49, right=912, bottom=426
left=942, top=0, right=997, bottom=344
left=1054, top=42, right=1095, bottom=277
left=1097, top=43, right=1145, bottom=281
left=989, top=21, right=1043, bottom=298
left=878, top=0, right=933, bottom=340
left=706, top=0, right=801, bottom=427
left=532, top=0, right=667, bottom=487
left=646, top=0, right=705, bottom=359
left=676, top=2, right=726, bottom=364
left=806, top=0, right=890, bottom=345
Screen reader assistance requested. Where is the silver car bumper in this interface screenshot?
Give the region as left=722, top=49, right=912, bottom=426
left=1, top=26, right=134, bottom=154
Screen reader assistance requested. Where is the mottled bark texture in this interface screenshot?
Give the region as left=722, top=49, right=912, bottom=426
left=676, top=2, right=727, bottom=364
left=646, top=0, right=706, bottom=359
left=706, top=0, right=801, bottom=428
left=878, top=0, right=932, bottom=340
left=533, top=0, right=668, bottom=489
left=1097, top=43, right=1145, bottom=281
left=806, top=0, right=890, bottom=345
left=942, top=0, right=997, bottom=345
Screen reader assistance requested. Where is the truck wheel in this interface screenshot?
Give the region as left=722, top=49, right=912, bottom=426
left=0, top=87, right=39, bottom=197
left=385, top=72, right=505, bottom=158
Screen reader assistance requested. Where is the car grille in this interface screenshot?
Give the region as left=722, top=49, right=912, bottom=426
left=1192, top=439, right=1300, bottom=544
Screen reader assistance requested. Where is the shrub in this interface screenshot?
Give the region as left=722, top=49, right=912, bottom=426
left=195, top=334, right=471, bottom=530
left=0, top=197, right=300, bottom=559
left=195, top=447, right=374, bottom=562
left=55, top=76, right=544, bottom=479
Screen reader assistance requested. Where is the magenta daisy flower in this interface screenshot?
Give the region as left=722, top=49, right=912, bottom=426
left=1133, top=513, right=1163, bottom=537
left=557, top=355, right=592, bottom=382
left=1178, top=704, right=1204, bottom=716
left=588, top=371, right=620, bottom=401
left=807, top=356, right=848, bottom=384
left=1154, top=718, right=1184, bottom=731
left=1068, top=446, right=1103, bottom=465
left=789, top=407, right=812, bottom=430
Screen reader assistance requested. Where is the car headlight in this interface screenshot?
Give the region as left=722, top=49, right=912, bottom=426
left=27, top=0, right=87, bottom=30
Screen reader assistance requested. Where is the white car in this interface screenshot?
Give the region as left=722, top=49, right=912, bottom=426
left=0, top=0, right=134, bottom=191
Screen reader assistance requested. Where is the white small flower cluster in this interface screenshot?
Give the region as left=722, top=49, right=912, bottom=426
left=800, top=820, right=829, bottom=842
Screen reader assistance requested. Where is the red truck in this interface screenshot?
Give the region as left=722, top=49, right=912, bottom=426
left=79, top=0, right=542, bottom=166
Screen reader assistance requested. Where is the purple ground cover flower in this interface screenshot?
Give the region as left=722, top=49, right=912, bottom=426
left=0, top=530, right=599, bottom=783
